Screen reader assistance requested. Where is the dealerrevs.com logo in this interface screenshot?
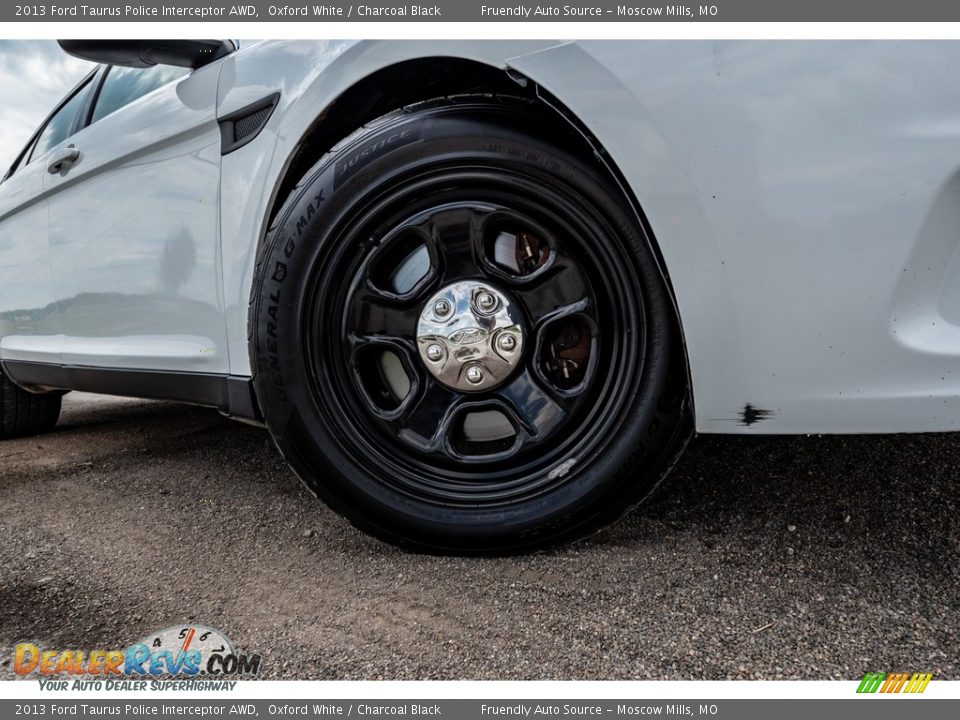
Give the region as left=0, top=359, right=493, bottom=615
left=14, top=624, right=262, bottom=691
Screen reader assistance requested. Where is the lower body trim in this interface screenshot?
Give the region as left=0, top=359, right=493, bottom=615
left=0, top=360, right=262, bottom=425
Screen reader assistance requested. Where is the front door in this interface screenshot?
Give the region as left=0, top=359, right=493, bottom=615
left=43, top=61, right=228, bottom=374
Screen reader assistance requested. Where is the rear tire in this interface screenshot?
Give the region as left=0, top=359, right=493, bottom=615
left=0, top=369, right=63, bottom=440
left=250, top=97, right=690, bottom=554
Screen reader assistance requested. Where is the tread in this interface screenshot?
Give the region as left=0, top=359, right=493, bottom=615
left=0, top=370, right=62, bottom=440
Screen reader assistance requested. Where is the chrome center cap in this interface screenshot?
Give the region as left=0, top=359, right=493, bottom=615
left=416, top=281, right=525, bottom=392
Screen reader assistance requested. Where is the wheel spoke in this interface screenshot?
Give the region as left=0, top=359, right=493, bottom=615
left=421, top=206, right=487, bottom=282
left=396, top=378, right=461, bottom=453
left=496, top=367, right=569, bottom=444
left=511, top=254, right=592, bottom=326
left=349, top=285, right=421, bottom=343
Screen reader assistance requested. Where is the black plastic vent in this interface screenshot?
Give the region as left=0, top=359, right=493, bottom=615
left=234, top=105, right=272, bottom=143
left=219, top=92, right=280, bottom=155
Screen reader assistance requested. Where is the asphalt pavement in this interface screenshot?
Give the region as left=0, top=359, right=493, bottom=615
left=1, top=392, right=957, bottom=680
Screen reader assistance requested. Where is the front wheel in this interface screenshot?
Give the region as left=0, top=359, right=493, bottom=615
left=250, top=97, right=690, bottom=553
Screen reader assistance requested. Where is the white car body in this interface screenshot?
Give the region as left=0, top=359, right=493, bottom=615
left=3, top=39, right=960, bottom=435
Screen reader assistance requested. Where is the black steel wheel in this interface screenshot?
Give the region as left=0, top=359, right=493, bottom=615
left=250, top=97, right=690, bottom=553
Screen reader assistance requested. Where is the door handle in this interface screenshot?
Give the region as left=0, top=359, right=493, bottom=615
left=47, top=145, right=80, bottom=175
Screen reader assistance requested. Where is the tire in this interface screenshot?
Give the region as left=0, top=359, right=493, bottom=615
left=249, top=96, right=690, bottom=554
left=0, top=368, right=63, bottom=440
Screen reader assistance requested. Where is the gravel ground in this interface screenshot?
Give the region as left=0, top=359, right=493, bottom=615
left=1, top=392, right=957, bottom=680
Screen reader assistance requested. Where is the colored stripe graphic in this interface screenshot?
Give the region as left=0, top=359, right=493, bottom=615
left=882, top=672, right=900, bottom=693
left=857, top=672, right=885, bottom=693
left=857, top=672, right=932, bottom=694
left=904, top=673, right=933, bottom=693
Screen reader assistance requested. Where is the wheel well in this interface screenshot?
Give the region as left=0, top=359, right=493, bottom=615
left=268, top=57, right=536, bottom=224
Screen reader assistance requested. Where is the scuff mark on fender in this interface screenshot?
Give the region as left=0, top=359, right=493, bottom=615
left=740, top=404, right=774, bottom=427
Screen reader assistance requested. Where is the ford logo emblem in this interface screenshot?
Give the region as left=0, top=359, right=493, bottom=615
left=447, top=327, right=488, bottom=345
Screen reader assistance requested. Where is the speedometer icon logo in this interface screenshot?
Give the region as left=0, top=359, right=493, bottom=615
left=140, top=625, right=235, bottom=662
left=126, top=624, right=261, bottom=676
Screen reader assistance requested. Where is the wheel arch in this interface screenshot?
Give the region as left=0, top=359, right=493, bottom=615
left=264, top=56, right=527, bottom=228
left=227, top=45, right=706, bottom=423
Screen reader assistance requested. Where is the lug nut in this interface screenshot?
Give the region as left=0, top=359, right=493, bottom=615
left=465, top=366, right=484, bottom=384
left=434, top=299, right=452, bottom=318
left=476, top=292, right=497, bottom=312
left=498, top=334, right=517, bottom=351
left=426, top=344, right=444, bottom=362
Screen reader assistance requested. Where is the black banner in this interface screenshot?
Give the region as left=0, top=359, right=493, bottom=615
left=7, top=1, right=960, bottom=22
left=2, top=699, right=959, bottom=719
